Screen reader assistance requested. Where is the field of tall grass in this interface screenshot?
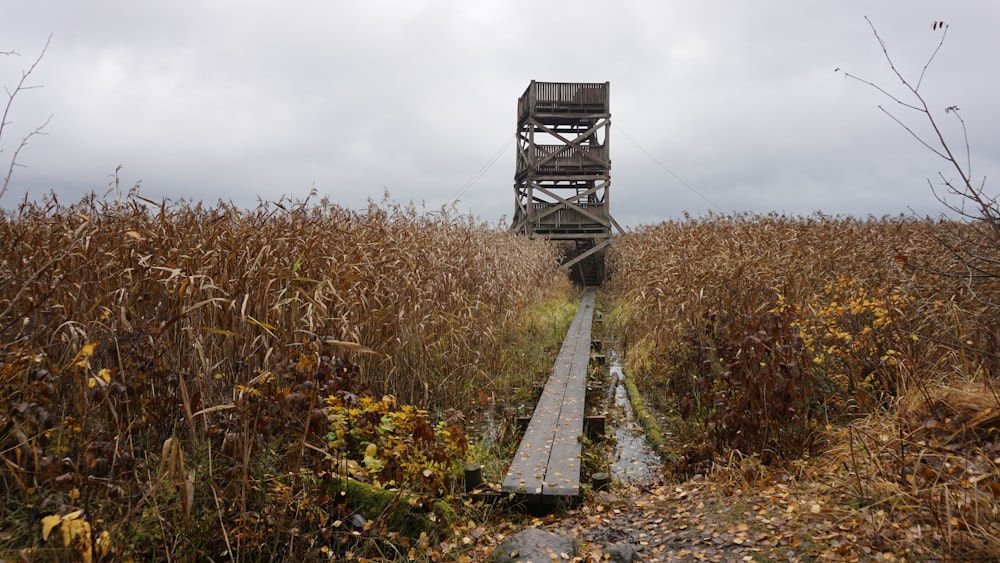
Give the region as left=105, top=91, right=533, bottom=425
left=0, top=191, right=573, bottom=560
left=606, top=212, right=1000, bottom=558
left=8, top=190, right=1000, bottom=559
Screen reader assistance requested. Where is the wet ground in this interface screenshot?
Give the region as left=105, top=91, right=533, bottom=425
left=606, top=354, right=661, bottom=484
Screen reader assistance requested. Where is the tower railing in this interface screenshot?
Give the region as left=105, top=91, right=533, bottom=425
left=517, top=81, right=609, bottom=120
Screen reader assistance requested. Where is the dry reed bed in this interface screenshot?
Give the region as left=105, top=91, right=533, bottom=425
left=0, top=192, right=571, bottom=560
left=606, top=213, right=1000, bottom=558
left=1, top=192, right=568, bottom=408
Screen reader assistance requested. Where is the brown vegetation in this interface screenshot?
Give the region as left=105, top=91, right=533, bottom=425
left=8, top=189, right=1000, bottom=560
left=0, top=191, right=571, bottom=560
left=606, top=213, right=1000, bottom=559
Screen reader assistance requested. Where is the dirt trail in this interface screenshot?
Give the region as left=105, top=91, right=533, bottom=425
left=539, top=473, right=903, bottom=562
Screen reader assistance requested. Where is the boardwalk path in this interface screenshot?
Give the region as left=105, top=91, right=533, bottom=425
left=501, top=289, right=596, bottom=498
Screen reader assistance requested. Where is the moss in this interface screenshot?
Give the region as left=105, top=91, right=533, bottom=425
left=340, top=479, right=456, bottom=542
left=623, top=372, right=679, bottom=471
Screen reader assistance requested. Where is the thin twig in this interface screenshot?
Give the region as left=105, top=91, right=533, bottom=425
left=844, top=18, right=1000, bottom=311
left=1, top=34, right=52, bottom=201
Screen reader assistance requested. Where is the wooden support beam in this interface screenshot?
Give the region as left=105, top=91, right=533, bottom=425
left=530, top=119, right=611, bottom=169
left=533, top=185, right=612, bottom=228
left=511, top=81, right=620, bottom=249
left=562, top=238, right=612, bottom=270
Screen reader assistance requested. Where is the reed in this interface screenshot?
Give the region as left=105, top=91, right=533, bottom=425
left=0, top=191, right=571, bottom=560
left=605, top=212, right=1000, bottom=556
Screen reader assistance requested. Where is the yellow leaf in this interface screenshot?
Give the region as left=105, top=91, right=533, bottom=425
left=62, top=517, right=88, bottom=547
left=97, top=368, right=111, bottom=384
left=73, top=342, right=97, bottom=368
left=95, top=530, right=112, bottom=556
left=41, top=514, right=62, bottom=541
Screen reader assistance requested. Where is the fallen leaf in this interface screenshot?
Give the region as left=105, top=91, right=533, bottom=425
left=41, top=515, right=61, bottom=541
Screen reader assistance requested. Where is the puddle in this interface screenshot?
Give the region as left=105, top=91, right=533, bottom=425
left=606, top=355, right=661, bottom=483
left=466, top=350, right=661, bottom=487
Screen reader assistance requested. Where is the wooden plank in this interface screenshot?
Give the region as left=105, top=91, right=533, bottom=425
left=501, top=322, right=578, bottom=494
left=502, top=290, right=595, bottom=497
left=543, top=292, right=593, bottom=495
left=502, top=371, right=566, bottom=494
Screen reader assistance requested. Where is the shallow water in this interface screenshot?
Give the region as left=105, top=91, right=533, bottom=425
left=606, top=356, right=661, bottom=483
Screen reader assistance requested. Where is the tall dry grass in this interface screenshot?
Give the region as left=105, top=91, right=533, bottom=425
left=1, top=190, right=568, bottom=408
left=0, top=190, right=571, bottom=560
left=605, top=212, right=1000, bottom=557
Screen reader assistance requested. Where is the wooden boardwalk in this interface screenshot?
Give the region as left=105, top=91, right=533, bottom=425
left=502, top=289, right=596, bottom=498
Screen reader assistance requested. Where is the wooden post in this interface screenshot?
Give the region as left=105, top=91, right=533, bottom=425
left=464, top=463, right=483, bottom=494
left=591, top=472, right=610, bottom=491
left=584, top=415, right=606, bottom=438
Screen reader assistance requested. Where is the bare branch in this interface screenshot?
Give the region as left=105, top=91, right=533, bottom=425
left=1, top=114, right=52, bottom=198
left=916, top=21, right=948, bottom=91
left=876, top=105, right=949, bottom=160
left=845, top=19, right=1000, bottom=311
left=864, top=16, right=919, bottom=98
left=846, top=20, right=977, bottom=204
left=945, top=106, right=973, bottom=184
left=839, top=69, right=924, bottom=112
left=0, top=34, right=52, bottom=202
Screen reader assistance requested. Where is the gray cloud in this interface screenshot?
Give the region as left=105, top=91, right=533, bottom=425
left=2, top=1, right=997, bottom=227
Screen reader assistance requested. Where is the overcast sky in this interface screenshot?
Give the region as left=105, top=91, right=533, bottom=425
left=2, top=1, right=998, bottom=227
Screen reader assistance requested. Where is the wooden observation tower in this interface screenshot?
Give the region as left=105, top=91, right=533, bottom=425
left=511, top=81, right=622, bottom=285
